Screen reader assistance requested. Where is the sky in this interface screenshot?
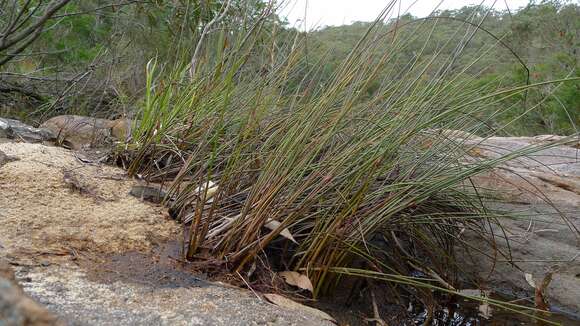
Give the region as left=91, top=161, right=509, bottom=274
left=281, top=0, right=531, bottom=30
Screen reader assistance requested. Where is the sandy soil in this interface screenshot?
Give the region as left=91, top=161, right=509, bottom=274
left=0, top=142, right=177, bottom=265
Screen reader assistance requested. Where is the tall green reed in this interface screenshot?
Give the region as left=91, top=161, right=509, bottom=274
left=121, top=2, right=578, bottom=322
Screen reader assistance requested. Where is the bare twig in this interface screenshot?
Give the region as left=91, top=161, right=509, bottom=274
left=0, top=0, right=72, bottom=67
left=0, top=0, right=71, bottom=52
left=189, top=0, right=232, bottom=78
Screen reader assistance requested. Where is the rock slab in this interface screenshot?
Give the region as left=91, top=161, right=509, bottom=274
left=1, top=259, right=63, bottom=326
left=458, top=134, right=580, bottom=317
left=0, top=118, right=54, bottom=142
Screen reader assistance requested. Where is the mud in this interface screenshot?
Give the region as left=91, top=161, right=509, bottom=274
left=81, top=241, right=207, bottom=289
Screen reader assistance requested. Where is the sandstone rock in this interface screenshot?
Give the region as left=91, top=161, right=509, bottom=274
left=14, top=263, right=333, bottom=326
left=0, top=142, right=175, bottom=257
left=0, top=118, right=55, bottom=142
left=0, top=260, right=17, bottom=282
left=0, top=260, right=63, bottom=326
left=454, top=133, right=580, bottom=316
left=464, top=135, right=580, bottom=207
left=0, top=119, right=8, bottom=138
left=109, top=118, right=132, bottom=141
left=40, top=115, right=132, bottom=150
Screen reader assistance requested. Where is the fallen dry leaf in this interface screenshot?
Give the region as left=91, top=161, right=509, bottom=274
left=264, top=219, right=298, bottom=244
left=525, top=272, right=553, bottom=311
left=263, top=293, right=335, bottom=323
left=192, top=181, right=218, bottom=199
left=279, top=271, right=313, bottom=292
left=525, top=273, right=536, bottom=288
left=535, top=272, right=553, bottom=312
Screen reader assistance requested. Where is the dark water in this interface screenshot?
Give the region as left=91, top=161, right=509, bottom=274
left=316, top=287, right=580, bottom=326
left=410, top=298, right=580, bottom=326
left=411, top=308, right=579, bottom=326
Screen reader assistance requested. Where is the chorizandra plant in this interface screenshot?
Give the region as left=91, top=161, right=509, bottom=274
left=120, top=1, right=578, bottom=324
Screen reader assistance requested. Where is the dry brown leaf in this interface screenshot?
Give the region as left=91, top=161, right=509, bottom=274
left=525, top=272, right=553, bottom=311
left=535, top=272, right=553, bottom=312
left=193, top=181, right=218, bottom=200
left=263, top=293, right=335, bottom=323
left=279, top=271, right=313, bottom=292
left=205, top=185, right=219, bottom=199
left=264, top=219, right=298, bottom=244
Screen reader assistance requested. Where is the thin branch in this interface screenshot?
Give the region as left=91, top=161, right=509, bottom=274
left=0, top=23, right=44, bottom=67
left=8, top=2, right=43, bottom=37
left=189, top=0, right=232, bottom=78
left=1, top=0, right=33, bottom=40
left=49, top=0, right=147, bottom=19
left=0, top=0, right=71, bottom=53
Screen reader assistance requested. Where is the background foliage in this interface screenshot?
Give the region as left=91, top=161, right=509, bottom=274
left=307, top=1, right=579, bottom=135
left=1, top=1, right=577, bottom=134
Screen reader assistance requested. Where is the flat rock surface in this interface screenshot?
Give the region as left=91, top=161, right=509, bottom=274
left=465, top=134, right=580, bottom=207
left=457, top=134, right=580, bottom=317
left=14, top=263, right=326, bottom=326
left=0, top=142, right=332, bottom=326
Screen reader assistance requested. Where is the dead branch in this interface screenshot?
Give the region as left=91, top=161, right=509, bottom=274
left=189, top=0, right=232, bottom=78
left=0, top=0, right=72, bottom=68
